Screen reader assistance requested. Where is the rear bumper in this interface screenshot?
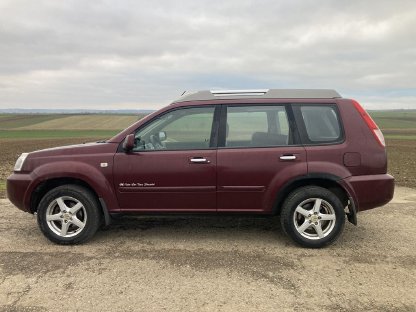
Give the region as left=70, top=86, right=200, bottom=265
left=6, top=173, right=33, bottom=213
left=343, top=174, right=395, bottom=212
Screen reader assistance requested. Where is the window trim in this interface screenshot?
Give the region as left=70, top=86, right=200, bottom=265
left=292, top=103, right=345, bottom=146
left=118, top=105, right=220, bottom=153
left=217, top=103, right=302, bottom=149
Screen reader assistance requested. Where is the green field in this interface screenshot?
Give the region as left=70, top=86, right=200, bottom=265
left=369, top=110, right=416, bottom=129
left=0, top=110, right=415, bottom=198
left=369, top=110, right=416, bottom=140
left=0, top=114, right=69, bottom=129
left=0, top=114, right=145, bottom=129
left=0, top=113, right=145, bottom=139
left=1, top=110, right=415, bottom=138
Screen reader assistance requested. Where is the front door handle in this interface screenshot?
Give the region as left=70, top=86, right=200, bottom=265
left=190, top=157, right=210, bottom=164
left=280, top=155, right=297, bottom=161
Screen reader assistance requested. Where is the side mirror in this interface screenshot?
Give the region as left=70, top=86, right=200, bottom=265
left=158, top=131, right=167, bottom=142
left=123, top=134, right=135, bottom=152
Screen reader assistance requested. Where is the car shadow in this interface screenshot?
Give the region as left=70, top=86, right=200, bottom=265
left=93, top=214, right=290, bottom=245
left=108, top=214, right=281, bottom=231
left=92, top=214, right=361, bottom=248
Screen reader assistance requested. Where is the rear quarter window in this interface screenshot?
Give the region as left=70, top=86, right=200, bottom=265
left=294, top=105, right=343, bottom=144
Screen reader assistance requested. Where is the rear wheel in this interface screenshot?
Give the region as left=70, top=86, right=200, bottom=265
left=37, top=185, right=102, bottom=244
left=280, top=186, right=345, bottom=248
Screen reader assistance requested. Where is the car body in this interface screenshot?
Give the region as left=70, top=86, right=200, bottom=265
left=7, top=89, right=395, bottom=247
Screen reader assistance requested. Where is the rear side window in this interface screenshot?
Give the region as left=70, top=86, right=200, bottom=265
left=295, top=105, right=343, bottom=144
left=225, top=105, right=291, bottom=148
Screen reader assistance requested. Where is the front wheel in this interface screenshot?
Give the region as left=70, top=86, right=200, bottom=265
left=280, top=186, right=345, bottom=248
left=37, top=185, right=102, bottom=245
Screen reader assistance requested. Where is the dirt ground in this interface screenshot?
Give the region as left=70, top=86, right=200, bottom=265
left=0, top=187, right=415, bottom=311
left=386, top=139, right=416, bottom=188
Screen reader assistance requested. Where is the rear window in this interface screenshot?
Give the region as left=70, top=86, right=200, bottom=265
left=297, top=105, right=342, bottom=144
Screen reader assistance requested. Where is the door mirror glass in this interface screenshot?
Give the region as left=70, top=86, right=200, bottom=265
left=158, top=131, right=167, bottom=142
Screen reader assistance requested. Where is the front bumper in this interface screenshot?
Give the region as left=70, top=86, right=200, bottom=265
left=7, top=173, right=33, bottom=213
left=344, top=174, right=395, bottom=212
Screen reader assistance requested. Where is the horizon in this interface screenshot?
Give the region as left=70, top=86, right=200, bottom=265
left=2, top=107, right=416, bottom=114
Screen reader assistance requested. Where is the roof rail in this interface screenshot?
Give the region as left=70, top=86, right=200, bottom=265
left=211, top=89, right=269, bottom=96
left=174, top=89, right=341, bottom=103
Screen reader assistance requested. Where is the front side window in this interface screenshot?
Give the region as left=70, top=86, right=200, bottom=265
left=133, top=106, right=215, bottom=151
left=225, top=105, right=291, bottom=148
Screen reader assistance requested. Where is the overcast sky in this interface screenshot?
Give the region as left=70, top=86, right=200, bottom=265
left=0, top=0, right=415, bottom=110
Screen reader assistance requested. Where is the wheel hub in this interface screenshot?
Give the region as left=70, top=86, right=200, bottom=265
left=63, top=213, right=72, bottom=221
left=310, top=215, right=319, bottom=223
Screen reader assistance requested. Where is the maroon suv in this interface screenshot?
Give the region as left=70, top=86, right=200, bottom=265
left=7, top=89, right=394, bottom=247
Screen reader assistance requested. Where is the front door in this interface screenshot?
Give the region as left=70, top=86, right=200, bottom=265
left=217, top=104, right=307, bottom=212
left=113, top=106, right=218, bottom=212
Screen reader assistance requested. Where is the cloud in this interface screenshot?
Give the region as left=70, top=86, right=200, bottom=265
left=0, top=0, right=415, bottom=109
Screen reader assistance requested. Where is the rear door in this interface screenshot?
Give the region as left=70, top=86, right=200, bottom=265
left=217, top=104, right=307, bottom=212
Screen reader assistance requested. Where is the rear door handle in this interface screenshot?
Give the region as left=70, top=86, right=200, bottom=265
left=190, top=157, right=210, bottom=164
left=280, top=155, right=297, bottom=161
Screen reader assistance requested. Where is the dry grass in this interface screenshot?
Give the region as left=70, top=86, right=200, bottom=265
left=14, top=115, right=140, bottom=130
left=0, top=114, right=143, bottom=131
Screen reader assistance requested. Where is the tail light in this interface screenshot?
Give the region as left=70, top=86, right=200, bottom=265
left=352, top=100, right=385, bottom=147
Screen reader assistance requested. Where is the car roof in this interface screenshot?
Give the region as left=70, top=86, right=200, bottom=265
left=173, top=89, right=342, bottom=103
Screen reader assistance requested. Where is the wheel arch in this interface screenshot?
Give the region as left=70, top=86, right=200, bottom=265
left=272, top=173, right=356, bottom=223
left=30, top=177, right=112, bottom=225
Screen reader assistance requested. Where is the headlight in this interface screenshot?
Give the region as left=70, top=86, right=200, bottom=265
left=14, top=153, right=29, bottom=172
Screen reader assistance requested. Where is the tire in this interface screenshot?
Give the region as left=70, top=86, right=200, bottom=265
left=37, top=185, right=102, bottom=245
left=280, top=186, right=345, bottom=248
